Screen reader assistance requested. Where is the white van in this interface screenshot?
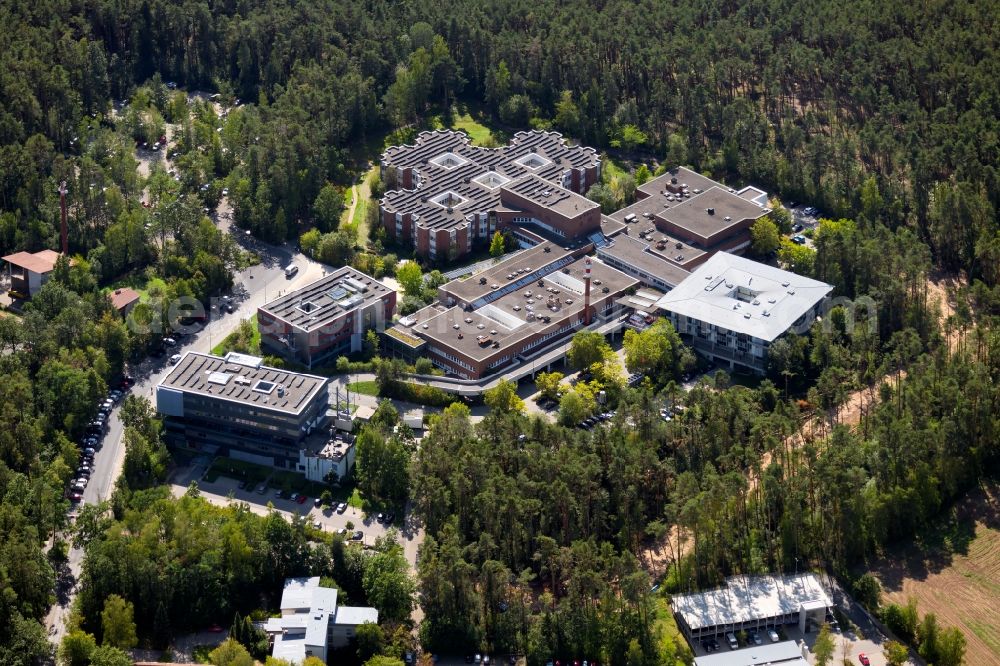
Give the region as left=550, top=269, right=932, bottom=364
left=284, top=264, right=299, bottom=278
left=726, top=632, right=739, bottom=650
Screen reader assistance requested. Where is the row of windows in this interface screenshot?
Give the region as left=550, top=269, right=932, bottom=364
left=487, top=353, right=512, bottom=369
left=512, top=216, right=566, bottom=238
left=431, top=349, right=475, bottom=371
left=520, top=322, right=572, bottom=353
left=430, top=355, right=472, bottom=379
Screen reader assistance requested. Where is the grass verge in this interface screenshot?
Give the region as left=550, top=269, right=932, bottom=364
left=346, top=380, right=379, bottom=396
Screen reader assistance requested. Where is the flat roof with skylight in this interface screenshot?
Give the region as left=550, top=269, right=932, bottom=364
left=259, top=266, right=393, bottom=332
left=656, top=252, right=833, bottom=342
left=158, top=351, right=328, bottom=415
left=413, top=255, right=637, bottom=361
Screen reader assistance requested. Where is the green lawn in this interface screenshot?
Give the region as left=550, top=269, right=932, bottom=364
left=601, top=153, right=630, bottom=183
left=212, top=314, right=259, bottom=356
left=430, top=108, right=501, bottom=147
left=346, top=380, right=379, bottom=396
left=451, top=113, right=495, bottom=146
left=107, top=273, right=160, bottom=302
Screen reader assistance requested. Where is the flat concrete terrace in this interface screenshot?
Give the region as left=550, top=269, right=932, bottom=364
left=413, top=256, right=638, bottom=362
left=380, top=129, right=600, bottom=233
left=259, top=267, right=392, bottom=332
left=159, top=351, right=328, bottom=416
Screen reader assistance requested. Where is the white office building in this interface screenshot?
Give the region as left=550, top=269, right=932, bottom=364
left=656, top=252, right=833, bottom=373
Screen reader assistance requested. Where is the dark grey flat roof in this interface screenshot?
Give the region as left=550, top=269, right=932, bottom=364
left=500, top=173, right=598, bottom=218
left=259, top=267, right=392, bottom=332
left=598, top=233, right=692, bottom=288
left=439, top=241, right=573, bottom=305
left=158, top=352, right=328, bottom=415
left=660, top=186, right=769, bottom=240
left=414, top=256, right=637, bottom=361
left=380, top=129, right=599, bottom=233
left=637, top=166, right=722, bottom=198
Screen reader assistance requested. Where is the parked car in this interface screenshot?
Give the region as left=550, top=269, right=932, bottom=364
left=68, top=491, right=83, bottom=502
left=768, top=628, right=780, bottom=643
left=255, top=483, right=267, bottom=494
left=170, top=353, right=182, bottom=364
left=726, top=632, right=738, bottom=650
left=314, top=497, right=323, bottom=508
left=351, top=530, right=364, bottom=541
left=296, top=494, right=307, bottom=504
left=336, top=502, right=348, bottom=514
left=84, top=447, right=96, bottom=456
left=313, top=521, right=322, bottom=530
left=858, top=654, right=870, bottom=666
left=792, top=223, right=804, bottom=232
left=385, top=512, right=396, bottom=524
left=792, top=234, right=807, bottom=244
left=163, top=337, right=177, bottom=346
left=749, top=631, right=762, bottom=645
left=377, top=513, right=385, bottom=523
left=289, top=492, right=299, bottom=502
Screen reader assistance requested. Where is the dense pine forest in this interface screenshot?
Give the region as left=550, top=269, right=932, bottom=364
left=0, top=0, right=998, bottom=664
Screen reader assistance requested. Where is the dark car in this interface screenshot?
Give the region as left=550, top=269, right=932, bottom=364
left=792, top=223, right=804, bottom=232
left=351, top=530, right=364, bottom=541
left=296, top=494, right=307, bottom=504
left=385, top=512, right=396, bottom=524
left=792, top=234, right=807, bottom=244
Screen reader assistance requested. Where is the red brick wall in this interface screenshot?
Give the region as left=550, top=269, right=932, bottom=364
left=415, top=227, right=430, bottom=256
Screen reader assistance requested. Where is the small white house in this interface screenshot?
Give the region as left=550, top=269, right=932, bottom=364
left=299, top=438, right=355, bottom=484
left=264, top=577, right=378, bottom=664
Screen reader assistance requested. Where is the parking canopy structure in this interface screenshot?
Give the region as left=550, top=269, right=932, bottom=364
left=693, top=641, right=807, bottom=666
left=672, top=573, right=832, bottom=642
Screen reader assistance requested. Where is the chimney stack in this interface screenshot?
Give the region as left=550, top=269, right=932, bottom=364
left=583, top=257, right=592, bottom=326
left=58, top=181, right=68, bottom=255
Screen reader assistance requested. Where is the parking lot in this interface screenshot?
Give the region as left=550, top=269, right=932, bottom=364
left=169, top=463, right=414, bottom=553
left=690, top=622, right=892, bottom=666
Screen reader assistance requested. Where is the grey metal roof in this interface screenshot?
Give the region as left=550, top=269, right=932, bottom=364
left=655, top=253, right=832, bottom=342
left=673, top=574, right=833, bottom=632
left=693, top=641, right=806, bottom=666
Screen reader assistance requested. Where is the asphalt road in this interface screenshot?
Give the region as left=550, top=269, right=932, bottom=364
left=44, top=228, right=320, bottom=646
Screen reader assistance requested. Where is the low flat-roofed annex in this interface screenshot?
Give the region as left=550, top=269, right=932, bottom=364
left=259, top=266, right=393, bottom=333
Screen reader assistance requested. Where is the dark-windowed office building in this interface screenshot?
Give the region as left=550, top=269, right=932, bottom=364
left=156, top=351, right=330, bottom=470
